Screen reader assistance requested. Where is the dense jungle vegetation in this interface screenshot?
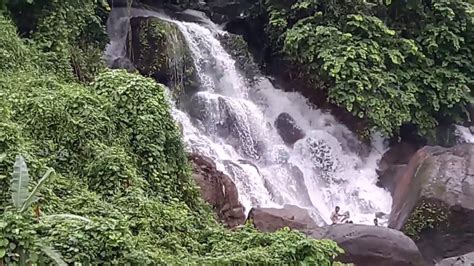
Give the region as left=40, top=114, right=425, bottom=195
left=256, top=0, right=473, bottom=137
left=0, top=0, right=342, bottom=264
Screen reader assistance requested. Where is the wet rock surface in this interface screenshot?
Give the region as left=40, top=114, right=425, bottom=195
left=274, top=112, right=305, bottom=145
left=128, top=16, right=199, bottom=97
left=188, top=153, right=245, bottom=228
left=376, top=141, right=420, bottom=195
left=388, top=144, right=474, bottom=262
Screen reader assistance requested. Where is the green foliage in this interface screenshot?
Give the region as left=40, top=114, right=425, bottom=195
left=0, top=13, right=343, bottom=265
left=260, top=0, right=473, bottom=136
left=10, top=155, right=54, bottom=213
left=402, top=199, right=449, bottom=240
left=1, top=155, right=67, bottom=265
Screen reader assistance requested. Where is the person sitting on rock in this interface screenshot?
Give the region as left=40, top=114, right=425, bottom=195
left=374, top=218, right=378, bottom=226
left=330, top=206, right=345, bottom=224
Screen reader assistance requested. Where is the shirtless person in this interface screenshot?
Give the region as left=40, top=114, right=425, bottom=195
left=330, top=206, right=344, bottom=224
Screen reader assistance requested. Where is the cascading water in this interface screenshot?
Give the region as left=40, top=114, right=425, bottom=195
left=105, top=7, right=393, bottom=225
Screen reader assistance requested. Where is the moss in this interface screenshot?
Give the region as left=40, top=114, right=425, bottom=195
left=402, top=198, right=449, bottom=240
left=130, top=17, right=198, bottom=100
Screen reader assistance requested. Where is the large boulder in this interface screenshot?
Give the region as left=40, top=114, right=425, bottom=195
left=307, top=224, right=425, bottom=266
left=388, top=144, right=474, bottom=262
left=436, top=252, right=474, bottom=266
left=188, top=153, right=245, bottom=228
left=248, top=206, right=425, bottom=265
left=376, top=141, right=419, bottom=195
left=274, top=112, right=305, bottom=145
left=247, top=205, right=318, bottom=232
left=128, top=16, right=199, bottom=98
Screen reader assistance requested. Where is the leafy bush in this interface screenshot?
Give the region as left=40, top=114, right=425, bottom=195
left=259, top=0, right=473, bottom=136
left=0, top=13, right=343, bottom=265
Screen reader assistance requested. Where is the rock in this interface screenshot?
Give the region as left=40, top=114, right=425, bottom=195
left=436, top=252, right=474, bottom=266
left=376, top=141, right=420, bottom=196
left=378, top=141, right=419, bottom=172
left=188, top=153, right=245, bottom=228
left=377, top=164, right=407, bottom=195
left=465, top=100, right=474, bottom=127
left=128, top=16, right=198, bottom=97
left=247, top=205, right=318, bottom=232
left=307, top=224, right=426, bottom=266
left=274, top=112, right=305, bottom=145
left=217, top=32, right=261, bottom=84
left=110, top=57, right=136, bottom=72
left=388, top=144, right=474, bottom=262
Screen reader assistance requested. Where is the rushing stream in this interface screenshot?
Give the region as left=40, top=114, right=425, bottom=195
left=105, top=7, right=393, bottom=225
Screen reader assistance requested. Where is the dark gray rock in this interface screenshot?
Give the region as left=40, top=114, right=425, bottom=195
left=388, top=144, right=474, bottom=262
left=307, top=224, right=426, bottom=266
left=274, top=112, right=305, bottom=145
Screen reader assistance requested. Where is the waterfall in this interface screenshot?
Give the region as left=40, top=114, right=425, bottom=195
left=455, top=125, right=474, bottom=144
left=105, top=7, right=393, bottom=226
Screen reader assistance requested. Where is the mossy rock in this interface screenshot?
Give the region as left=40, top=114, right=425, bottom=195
left=129, top=17, right=199, bottom=101
left=217, top=32, right=261, bottom=84
left=388, top=144, right=474, bottom=261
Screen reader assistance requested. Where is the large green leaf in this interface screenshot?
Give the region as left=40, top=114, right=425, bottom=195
left=42, top=214, right=92, bottom=223
left=20, top=168, right=54, bottom=213
left=10, top=155, right=30, bottom=209
left=41, top=246, right=67, bottom=266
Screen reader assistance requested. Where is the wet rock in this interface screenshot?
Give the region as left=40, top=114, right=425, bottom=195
left=377, top=164, right=408, bottom=196
left=468, top=101, right=474, bottom=127
left=388, top=144, right=474, bottom=262
left=376, top=141, right=419, bottom=195
left=187, top=93, right=212, bottom=122
left=307, top=224, right=426, bottom=266
left=218, top=97, right=261, bottom=160
left=110, top=57, right=136, bottom=72
left=378, top=141, right=419, bottom=171
left=188, top=153, right=245, bottom=228
left=218, top=32, right=261, bottom=84
left=288, top=164, right=313, bottom=207
left=247, top=205, right=319, bottom=232
left=128, top=16, right=199, bottom=97
left=274, top=112, right=305, bottom=145
left=261, top=164, right=314, bottom=209
left=436, top=252, right=474, bottom=266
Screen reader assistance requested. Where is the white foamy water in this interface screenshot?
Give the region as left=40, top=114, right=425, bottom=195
left=455, top=125, right=474, bottom=144
left=106, top=8, right=392, bottom=225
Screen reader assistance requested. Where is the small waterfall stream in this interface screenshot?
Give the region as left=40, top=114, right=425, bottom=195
left=105, top=7, right=393, bottom=225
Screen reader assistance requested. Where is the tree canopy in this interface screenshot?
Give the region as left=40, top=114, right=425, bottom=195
left=259, top=0, right=473, bottom=136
